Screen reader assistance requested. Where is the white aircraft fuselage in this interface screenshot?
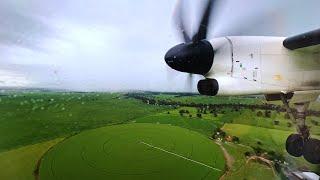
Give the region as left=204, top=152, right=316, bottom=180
left=206, top=36, right=320, bottom=97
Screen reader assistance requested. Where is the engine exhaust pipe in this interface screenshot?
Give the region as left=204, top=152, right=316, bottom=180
left=197, top=79, right=219, bottom=96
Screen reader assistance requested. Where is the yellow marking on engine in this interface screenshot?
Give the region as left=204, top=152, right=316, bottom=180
left=273, top=75, right=282, bottom=80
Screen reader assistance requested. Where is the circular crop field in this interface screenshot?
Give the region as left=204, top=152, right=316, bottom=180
left=39, top=123, right=225, bottom=180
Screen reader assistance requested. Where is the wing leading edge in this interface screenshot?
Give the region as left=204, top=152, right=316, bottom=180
left=283, top=28, right=320, bottom=51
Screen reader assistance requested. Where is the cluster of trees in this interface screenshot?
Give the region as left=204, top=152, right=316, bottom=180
left=178, top=109, right=194, bottom=118
left=196, top=113, right=202, bottom=118
left=196, top=107, right=219, bottom=117
left=212, top=128, right=226, bottom=139
left=179, top=109, right=189, bottom=115
left=256, top=110, right=272, bottom=118
left=178, top=107, right=220, bottom=119
left=179, top=109, right=202, bottom=118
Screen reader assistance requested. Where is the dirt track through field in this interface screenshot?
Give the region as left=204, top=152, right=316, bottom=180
left=215, top=142, right=234, bottom=180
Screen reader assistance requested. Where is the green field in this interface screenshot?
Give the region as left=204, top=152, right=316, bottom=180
left=222, top=124, right=290, bottom=153
left=39, top=124, right=225, bottom=180
left=0, top=91, right=319, bottom=180
left=0, top=92, right=168, bottom=152
left=0, top=138, right=63, bottom=180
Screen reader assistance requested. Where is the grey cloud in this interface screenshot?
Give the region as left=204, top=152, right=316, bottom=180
left=0, top=0, right=319, bottom=92
left=0, top=5, right=57, bottom=52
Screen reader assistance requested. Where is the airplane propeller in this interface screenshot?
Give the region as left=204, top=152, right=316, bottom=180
left=165, top=0, right=215, bottom=91
left=173, top=0, right=192, bottom=43
left=173, top=0, right=214, bottom=43
left=191, top=0, right=214, bottom=43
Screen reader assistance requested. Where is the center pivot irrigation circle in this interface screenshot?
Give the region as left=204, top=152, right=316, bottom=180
left=39, top=123, right=225, bottom=180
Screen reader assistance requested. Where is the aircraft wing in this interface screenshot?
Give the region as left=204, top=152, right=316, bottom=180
left=283, top=28, right=320, bottom=53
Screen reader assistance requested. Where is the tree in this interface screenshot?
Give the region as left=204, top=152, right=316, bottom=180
left=284, top=113, right=290, bottom=119
left=244, top=151, right=251, bottom=157
left=264, top=110, right=271, bottom=118
left=274, top=162, right=281, bottom=173
left=233, top=136, right=240, bottom=143
left=257, top=141, right=263, bottom=145
left=311, top=120, right=319, bottom=126
left=253, top=147, right=263, bottom=155
left=219, top=131, right=226, bottom=138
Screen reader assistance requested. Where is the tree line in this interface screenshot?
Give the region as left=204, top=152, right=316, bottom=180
left=126, top=93, right=320, bottom=117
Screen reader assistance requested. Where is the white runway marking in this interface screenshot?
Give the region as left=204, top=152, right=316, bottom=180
left=140, top=141, right=222, bottom=172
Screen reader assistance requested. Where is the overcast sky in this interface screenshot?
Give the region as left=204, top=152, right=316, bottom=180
left=0, top=0, right=319, bottom=92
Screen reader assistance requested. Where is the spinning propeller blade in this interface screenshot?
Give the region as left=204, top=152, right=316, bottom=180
left=174, top=0, right=215, bottom=43
left=173, top=0, right=192, bottom=43
left=192, top=0, right=215, bottom=42
left=185, top=73, right=194, bottom=91
left=167, top=0, right=216, bottom=91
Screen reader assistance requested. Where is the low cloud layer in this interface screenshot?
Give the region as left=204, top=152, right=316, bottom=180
left=0, top=0, right=319, bottom=91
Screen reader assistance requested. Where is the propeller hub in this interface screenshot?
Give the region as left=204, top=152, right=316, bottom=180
left=165, top=40, right=214, bottom=75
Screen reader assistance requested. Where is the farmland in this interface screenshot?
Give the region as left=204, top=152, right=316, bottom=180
left=39, top=124, right=225, bottom=180
left=0, top=92, right=167, bottom=152
left=0, top=91, right=319, bottom=179
left=0, top=138, right=63, bottom=180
